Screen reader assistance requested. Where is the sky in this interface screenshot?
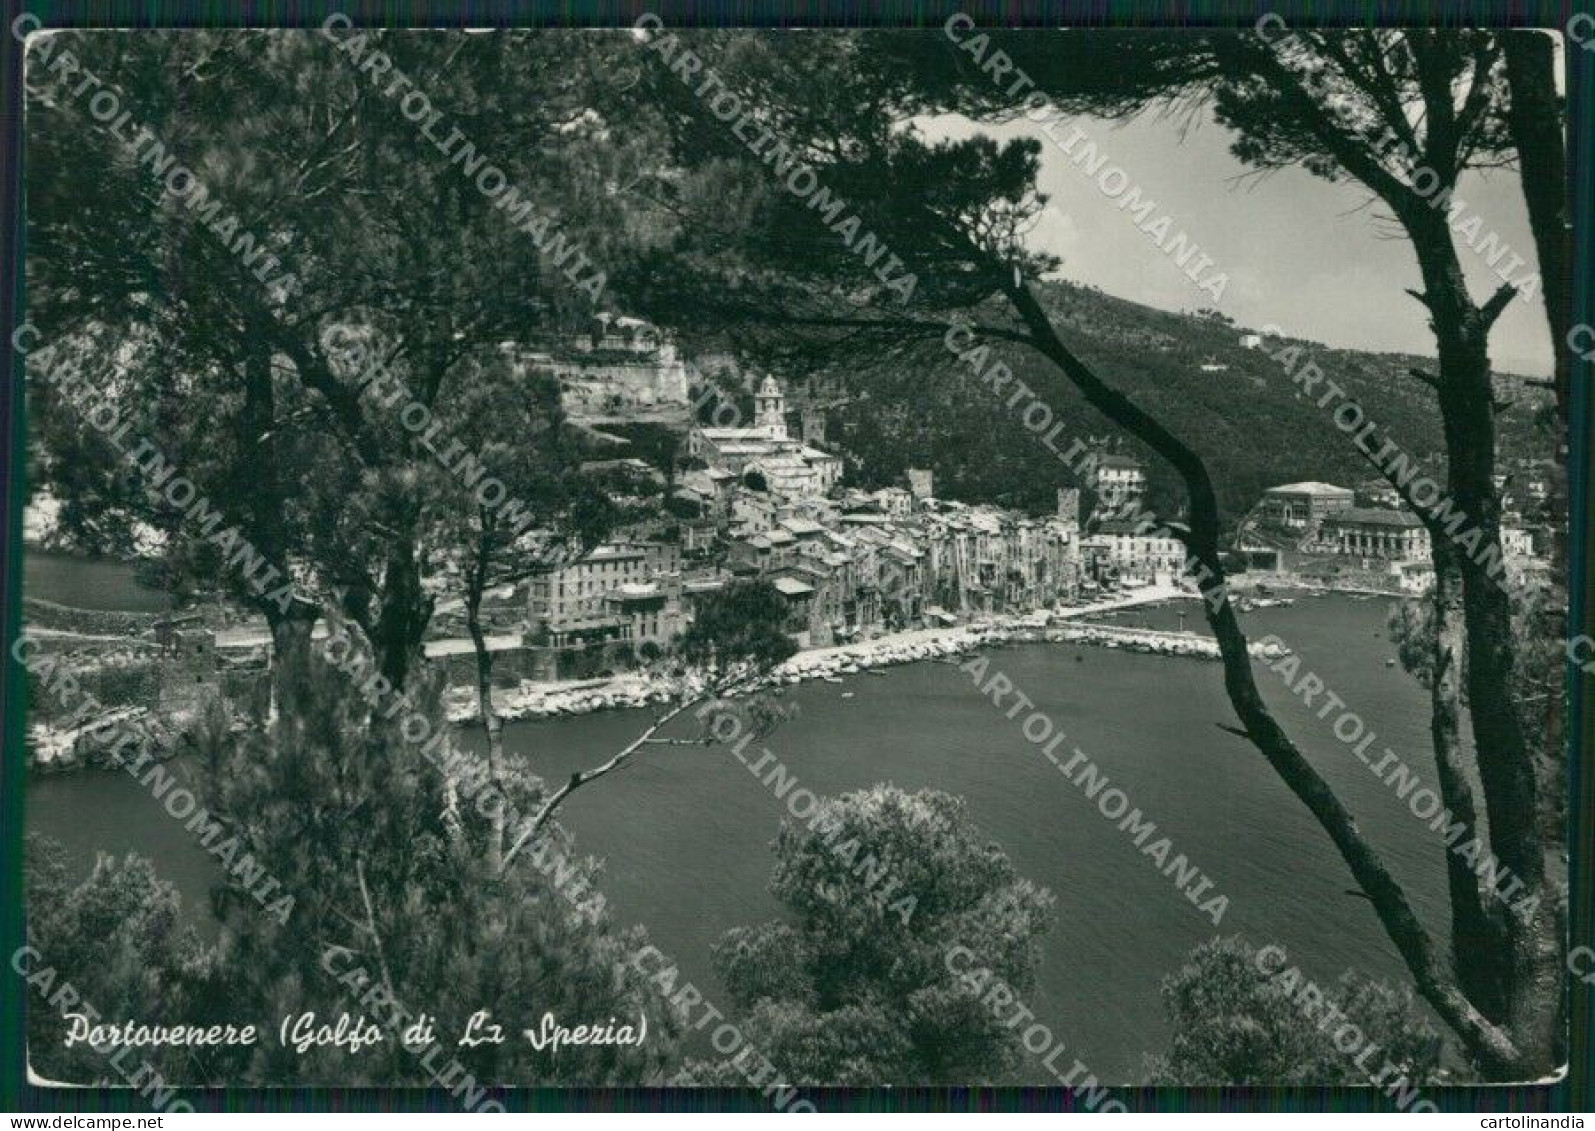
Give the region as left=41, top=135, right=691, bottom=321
left=923, top=106, right=1553, bottom=377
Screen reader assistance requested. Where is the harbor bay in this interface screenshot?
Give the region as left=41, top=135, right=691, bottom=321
left=27, top=594, right=1453, bottom=1079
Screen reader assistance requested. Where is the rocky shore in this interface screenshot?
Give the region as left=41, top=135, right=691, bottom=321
left=443, top=588, right=1295, bottom=725
left=31, top=587, right=1298, bottom=762
left=441, top=622, right=1023, bottom=724
left=27, top=706, right=185, bottom=774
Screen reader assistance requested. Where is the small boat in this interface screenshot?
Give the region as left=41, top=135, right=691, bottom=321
left=1386, top=658, right=1396, bottom=667
left=865, top=669, right=886, bottom=677
left=841, top=691, right=855, bottom=699
left=821, top=674, right=844, bottom=684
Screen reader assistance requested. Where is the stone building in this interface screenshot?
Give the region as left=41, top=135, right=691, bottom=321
left=602, top=578, right=681, bottom=651
left=1080, top=519, right=1185, bottom=587
left=525, top=540, right=683, bottom=649
left=156, top=621, right=221, bottom=715
left=1354, top=478, right=1404, bottom=510
left=1258, top=481, right=1355, bottom=533
left=1056, top=487, right=1081, bottom=531
left=1094, top=454, right=1147, bottom=510
left=1318, top=507, right=1430, bottom=561
left=687, top=376, right=843, bottom=499
left=515, top=315, right=690, bottom=422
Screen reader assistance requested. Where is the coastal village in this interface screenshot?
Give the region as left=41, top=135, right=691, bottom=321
left=22, top=315, right=1556, bottom=758
left=15, top=25, right=1575, bottom=1102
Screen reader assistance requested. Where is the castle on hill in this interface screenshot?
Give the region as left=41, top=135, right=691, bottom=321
left=513, top=314, right=691, bottom=423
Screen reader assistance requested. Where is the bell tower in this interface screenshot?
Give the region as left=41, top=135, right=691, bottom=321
left=754, top=375, right=788, bottom=439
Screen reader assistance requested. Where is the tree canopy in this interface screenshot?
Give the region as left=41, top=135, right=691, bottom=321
left=682, top=787, right=1054, bottom=1084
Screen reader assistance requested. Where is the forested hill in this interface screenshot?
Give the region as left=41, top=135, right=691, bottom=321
left=830, top=279, right=1553, bottom=523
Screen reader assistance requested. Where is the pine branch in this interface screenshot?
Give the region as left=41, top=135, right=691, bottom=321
left=356, top=856, right=399, bottom=1014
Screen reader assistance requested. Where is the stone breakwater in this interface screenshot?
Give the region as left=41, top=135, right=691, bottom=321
left=28, top=589, right=1301, bottom=768
left=446, top=671, right=704, bottom=724
left=29, top=610, right=1294, bottom=766
left=448, top=613, right=1293, bottom=725
left=1238, top=572, right=1404, bottom=599
left=444, top=624, right=1021, bottom=723
left=1048, top=623, right=1293, bottom=661
left=757, top=624, right=1024, bottom=688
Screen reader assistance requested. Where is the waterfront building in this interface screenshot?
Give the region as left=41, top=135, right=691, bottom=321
left=603, top=578, right=680, bottom=650
left=1318, top=507, right=1430, bottom=561
left=843, top=522, right=922, bottom=632
left=1081, top=519, right=1184, bottom=587
left=540, top=450, right=1081, bottom=662
left=1079, top=541, right=1114, bottom=588
left=768, top=575, right=819, bottom=646
left=525, top=540, right=683, bottom=648
left=1258, top=481, right=1355, bottom=533
left=680, top=574, right=730, bottom=622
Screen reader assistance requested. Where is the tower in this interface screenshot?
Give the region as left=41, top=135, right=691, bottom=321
left=754, top=375, right=788, bottom=439
left=158, top=625, right=220, bottom=715
left=802, top=405, right=826, bottom=446
left=1057, top=487, right=1080, bottom=531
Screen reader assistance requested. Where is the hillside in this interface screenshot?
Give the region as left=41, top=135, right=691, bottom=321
left=825, top=280, right=1553, bottom=524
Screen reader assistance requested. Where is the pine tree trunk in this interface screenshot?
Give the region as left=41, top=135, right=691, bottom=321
left=466, top=588, right=505, bottom=876
left=372, top=530, right=429, bottom=692
left=267, top=597, right=322, bottom=724
left=1000, top=277, right=1526, bottom=1075
left=1501, top=25, right=1572, bottom=873
left=1425, top=538, right=1509, bottom=1020
left=239, top=339, right=319, bottom=722
left=1401, top=207, right=1562, bottom=1076
left=1501, top=30, right=1570, bottom=426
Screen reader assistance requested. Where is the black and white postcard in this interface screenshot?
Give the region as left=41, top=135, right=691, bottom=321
left=5, top=15, right=1587, bottom=1117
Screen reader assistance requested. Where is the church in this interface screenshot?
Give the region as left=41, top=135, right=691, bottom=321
left=687, top=376, right=843, bottom=499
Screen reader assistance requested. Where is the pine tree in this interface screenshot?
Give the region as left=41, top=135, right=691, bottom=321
left=679, top=787, right=1054, bottom=1085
